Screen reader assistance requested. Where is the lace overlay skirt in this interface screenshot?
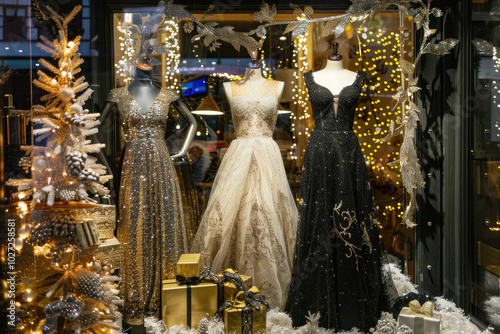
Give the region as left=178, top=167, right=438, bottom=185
left=191, top=137, right=298, bottom=309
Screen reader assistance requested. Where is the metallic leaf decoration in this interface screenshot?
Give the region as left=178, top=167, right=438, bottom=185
left=194, top=23, right=262, bottom=55
left=256, top=26, right=267, bottom=38
left=387, top=159, right=400, bottom=167
left=413, top=11, right=424, bottom=30
left=409, top=85, right=421, bottom=93
left=335, top=15, right=351, bottom=38
left=152, top=44, right=169, bottom=54
left=397, top=4, right=409, bottom=16
left=423, top=38, right=459, bottom=55
left=284, top=21, right=303, bottom=35
left=283, top=21, right=310, bottom=40
left=401, top=59, right=414, bottom=76
left=380, top=120, right=395, bottom=143
left=304, top=5, right=314, bottom=17
left=252, top=2, right=277, bottom=22
left=201, top=4, right=215, bottom=21
left=320, top=18, right=342, bottom=39
left=290, top=3, right=304, bottom=16
left=164, top=0, right=197, bottom=21
left=472, top=38, right=496, bottom=56
left=431, top=8, right=443, bottom=17
left=293, top=22, right=310, bottom=40
left=183, top=21, right=194, bottom=33
left=149, top=57, right=162, bottom=66
left=400, top=110, right=425, bottom=227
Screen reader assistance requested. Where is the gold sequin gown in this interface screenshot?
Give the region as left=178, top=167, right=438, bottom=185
left=191, top=80, right=298, bottom=309
left=106, top=87, right=187, bottom=325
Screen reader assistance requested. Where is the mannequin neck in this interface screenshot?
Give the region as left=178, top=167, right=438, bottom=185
left=128, top=66, right=160, bottom=112
left=133, top=67, right=153, bottom=81
left=244, top=67, right=266, bottom=83
left=129, top=67, right=158, bottom=92
left=323, top=59, right=345, bottom=71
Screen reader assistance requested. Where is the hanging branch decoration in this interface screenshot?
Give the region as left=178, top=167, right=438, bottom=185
left=163, top=0, right=262, bottom=53
left=382, top=0, right=458, bottom=226
left=115, top=0, right=177, bottom=79
left=32, top=5, right=113, bottom=207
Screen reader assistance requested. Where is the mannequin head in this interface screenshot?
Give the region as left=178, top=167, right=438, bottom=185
left=328, top=42, right=343, bottom=61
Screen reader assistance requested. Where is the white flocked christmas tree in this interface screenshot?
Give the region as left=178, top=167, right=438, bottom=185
left=32, top=5, right=112, bottom=207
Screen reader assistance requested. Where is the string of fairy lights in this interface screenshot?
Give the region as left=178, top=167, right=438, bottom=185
left=162, top=20, right=181, bottom=93
left=115, top=16, right=181, bottom=92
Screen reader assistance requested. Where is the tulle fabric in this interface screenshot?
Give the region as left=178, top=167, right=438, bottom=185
left=191, top=136, right=297, bottom=309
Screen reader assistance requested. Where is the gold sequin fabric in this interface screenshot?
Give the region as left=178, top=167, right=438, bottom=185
left=285, top=71, right=397, bottom=332
left=191, top=80, right=298, bottom=309
left=106, top=87, right=187, bottom=325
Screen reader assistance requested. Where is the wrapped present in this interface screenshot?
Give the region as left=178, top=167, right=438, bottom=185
left=220, top=287, right=268, bottom=334
left=162, top=279, right=218, bottom=329
left=218, top=268, right=252, bottom=302
left=397, top=300, right=441, bottom=334
left=177, top=253, right=202, bottom=278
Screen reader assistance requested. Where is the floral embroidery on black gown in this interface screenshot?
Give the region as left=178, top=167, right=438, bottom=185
left=285, top=70, right=398, bottom=332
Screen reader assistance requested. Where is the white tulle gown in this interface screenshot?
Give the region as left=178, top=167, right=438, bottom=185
left=191, top=79, right=298, bottom=309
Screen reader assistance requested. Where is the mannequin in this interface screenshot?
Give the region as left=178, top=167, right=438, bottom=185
left=311, top=42, right=358, bottom=96
left=99, top=62, right=196, bottom=159
left=285, top=43, right=398, bottom=331
left=101, top=59, right=198, bottom=328
left=191, top=51, right=298, bottom=309
left=223, top=54, right=285, bottom=102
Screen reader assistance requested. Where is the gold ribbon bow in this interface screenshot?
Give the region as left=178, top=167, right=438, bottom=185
left=408, top=300, right=434, bottom=318
left=233, top=286, right=260, bottom=308
left=221, top=268, right=238, bottom=274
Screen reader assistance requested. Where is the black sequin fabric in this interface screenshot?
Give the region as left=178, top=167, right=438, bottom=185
left=285, top=71, right=395, bottom=332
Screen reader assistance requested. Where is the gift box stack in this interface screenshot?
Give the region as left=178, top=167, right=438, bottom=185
left=397, top=300, right=441, bottom=334
left=162, top=253, right=268, bottom=334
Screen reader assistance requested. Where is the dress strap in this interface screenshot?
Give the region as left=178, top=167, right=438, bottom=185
left=302, top=70, right=314, bottom=89
left=355, top=71, right=367, bottom=87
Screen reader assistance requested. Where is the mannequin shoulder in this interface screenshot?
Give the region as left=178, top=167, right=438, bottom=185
left=223, top=81, right=233, bottom=94
left=160, top=87, right=180, bottom=102
left=106, top=87, right=126, bottom=103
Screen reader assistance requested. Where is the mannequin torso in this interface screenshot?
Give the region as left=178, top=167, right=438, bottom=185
left=127, top=67, right=161, bottom=113
left=100, top=65, right=196, bottom=159
left=312, top=59, right=358, bottom=96
left=223, top=67, right=284, bottom=102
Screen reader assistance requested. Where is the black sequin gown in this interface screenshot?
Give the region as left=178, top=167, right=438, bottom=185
left=285, top=71, right=395, bottom=332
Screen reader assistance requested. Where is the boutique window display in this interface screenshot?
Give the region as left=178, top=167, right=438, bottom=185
left=0, top=0, right=494, bottom=334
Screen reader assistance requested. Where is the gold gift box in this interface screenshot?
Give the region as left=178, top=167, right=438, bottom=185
left=162, top=279, right=218, bottom=329
left=224, top=306, right=267, bottom=334
left=218, top=269, right=252, bottom=301
left=177, top=253, right=202, bottom=278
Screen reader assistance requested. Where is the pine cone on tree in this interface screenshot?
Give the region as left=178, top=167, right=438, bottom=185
left=77, top=270, right=105, bottom=301
left=65, top=151, right=86, bottom=178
